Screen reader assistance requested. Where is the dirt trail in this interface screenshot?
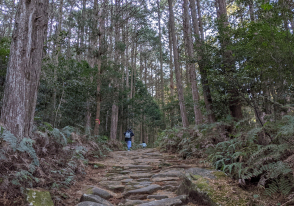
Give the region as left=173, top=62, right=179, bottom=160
left=64, top=149, right=206, bottom=206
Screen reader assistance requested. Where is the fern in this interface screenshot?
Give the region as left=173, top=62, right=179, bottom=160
left=265, top=176, right=293, bottom=197
left=18, top=138, right=39, bottom=167
left=50, top=128, right=67, bottom=146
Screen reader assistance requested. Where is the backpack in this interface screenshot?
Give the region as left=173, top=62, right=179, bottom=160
left=125, top=131, right=131, bottom=138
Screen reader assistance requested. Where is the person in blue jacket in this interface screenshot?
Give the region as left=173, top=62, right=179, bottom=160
left=124, top=128, right=134, bottom=151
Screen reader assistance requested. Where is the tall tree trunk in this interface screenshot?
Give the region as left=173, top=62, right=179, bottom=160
left=52, top=0, right=63, bottom=126
left=190, top=0, right=216, bottom=123
left=1, top=0, right=49, bottom=138
left=157, top=0, right=165, bottom=115
left=110, top=0, right=121, bottom=140
left=183, top=0, right=203, bottom=124
left=168, top=0, right=189, bottom=128
left=216, top=0, right=243, bottom=120
left=94, top=0, right=107, bottom=136
left=168, top=21, right=175, bottom=127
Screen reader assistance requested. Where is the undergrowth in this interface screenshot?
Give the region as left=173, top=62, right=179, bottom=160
left=158, top=115, right=294, bottom=201
left=0, top=123, right=124, bottom=205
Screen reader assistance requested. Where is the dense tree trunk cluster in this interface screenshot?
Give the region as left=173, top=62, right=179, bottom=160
left=0, top=0, right=293, bottom=141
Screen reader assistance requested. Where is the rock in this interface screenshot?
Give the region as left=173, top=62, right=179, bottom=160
left=99, top=181, right=125, bottom=192
left=147, top=195, right=168, bottom=200
left=124, top=199, right=149, bottom=206
left=108, top=184, right=125, bottom=192
left=109, top=175, right=131, bottom=181
left=162, top=185, right=178, bottom=192
left=124, top=184, right=161, bottom=197
left=177, top=170, right=249, bottom=205
left=86, top=187, right=114, bottom=200
left=151, top=170, right=184, bottom=178
left=151, top=177, right=180, bottom=182
left=26, top=188, right=54, bottom=206
left=121, top=179, right=134, bottom=183
left=185, top=167, right=216, bottom=179
left=136, top=178, right=151, bottom=182
left=130, top=173, right=153, bottom=179
left=80, top=194, right=113, bottom=206
left=128, top=194, right=149, bottom=200
left=126, top=165, right=152, bottom=170
left=76, top=201, right=104, bottom=206
left=138, top=195, right=187, bottom=206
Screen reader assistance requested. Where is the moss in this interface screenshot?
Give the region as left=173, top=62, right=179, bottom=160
left=213, top=171, right=227, bottom=179
left=26, top=188, right=54, bottom=206
left=186, top=172, right=248, bottom=205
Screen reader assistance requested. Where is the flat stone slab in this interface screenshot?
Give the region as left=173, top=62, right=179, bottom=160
left=121, top=179, right=134, bottom=183
left=126, top=165, right=152, bottom=169
left=123, top=199, right=149, bottom=206
left=85, top=187, right=114, bottom=200
left=124, top=184, right=161, bottom=197
left=147, top=195, right=168, bottom=200
left=138, top=196, right=185, bottom=206
left=76, top=202, right=104, bottom=206
left=109, top=175, right=131, bottom=181
left=80, top=194, right=113, bottom=206
left=136, top=178, right=151, bottom=182
left=152, top=170, right=184, bottom=178
left=151, top=177, right=180, bottom=182
left=130, top=173, right=153, bottom=179
left=99, top=181, right=125, bottom=192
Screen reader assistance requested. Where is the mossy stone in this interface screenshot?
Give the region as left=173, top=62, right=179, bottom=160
left=26, top=188, right=54, bottom=206
left=177, top=169, right=249, bottom=205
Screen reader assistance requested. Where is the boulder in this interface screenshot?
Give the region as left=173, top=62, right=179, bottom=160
left=177, top=168, right=250, bottom=205
left=26, top=188, right=54, bottom=206
left=80, top=194, right=113, bottom=206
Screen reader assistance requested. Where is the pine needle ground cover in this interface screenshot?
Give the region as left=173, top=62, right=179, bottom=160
left=157, top=115, right=294, bottom=205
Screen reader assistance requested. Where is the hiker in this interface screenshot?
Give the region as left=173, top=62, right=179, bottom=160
left=140, top=141, right=147, bottom=148
left=124, top=128, right=134, bottom=151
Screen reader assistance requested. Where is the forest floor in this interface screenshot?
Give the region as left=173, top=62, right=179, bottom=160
left=61, top=148, right=283, bottom=206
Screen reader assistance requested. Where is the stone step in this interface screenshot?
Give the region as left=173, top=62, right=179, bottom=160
left=76, top=201, right=105, bottom=206
left=80, top=194, right=113, bottom=206
left=147, top=195, right=168, bottom=200
left=85, top=187, right=115, bottom=200
left=137, top=195, right=187, bottom=206
left=124, top=184, right=161, bottom=197
left=129, top=173, right=153, bottom=179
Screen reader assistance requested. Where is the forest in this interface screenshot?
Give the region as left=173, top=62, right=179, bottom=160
left=0, top=0, right=294, bottom=205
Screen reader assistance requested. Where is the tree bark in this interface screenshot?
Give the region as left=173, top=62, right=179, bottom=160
left=183, top=0, right=203, bottom=125
left=190, top=0, right=216, bottom=123
left=216, top=0, right=243, bottom=120
left=1, top=0, right=49, bottom=138
left=168, top=0, right=189, bottom=128
left=168, top=21, right=175, bottom=127
left=94, top=0, right=107, bottom=136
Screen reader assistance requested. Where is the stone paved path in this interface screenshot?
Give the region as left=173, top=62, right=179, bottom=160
left=75, top=149, right=201, bottom=206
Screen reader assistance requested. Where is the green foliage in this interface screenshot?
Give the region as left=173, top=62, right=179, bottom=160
left=207, top=116, right=294, bottom=197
